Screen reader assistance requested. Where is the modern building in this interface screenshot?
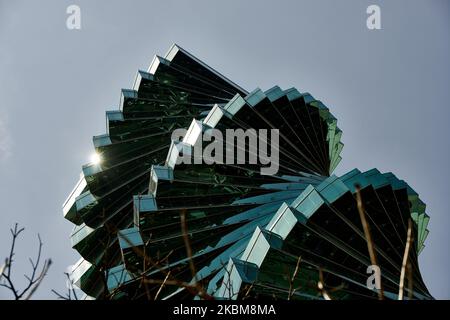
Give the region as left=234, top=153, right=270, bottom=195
left=63, top=44, right=431, bottom=300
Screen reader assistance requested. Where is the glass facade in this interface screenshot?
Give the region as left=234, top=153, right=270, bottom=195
left=63, top=44, right=431, bottom=300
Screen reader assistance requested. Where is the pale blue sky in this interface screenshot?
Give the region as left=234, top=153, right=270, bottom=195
left=0, top=0, right=449, bottom=299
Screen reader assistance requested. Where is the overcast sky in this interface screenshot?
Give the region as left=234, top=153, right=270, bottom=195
left=0, top=0, right=449, bottom=299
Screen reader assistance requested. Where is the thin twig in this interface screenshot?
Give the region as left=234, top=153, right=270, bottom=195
left=318, top=268, right=332, bottom=300
left=0, top=260, right=6, bottom=282
left=399, top=219, right=413, bottom=300
left=288, top=256, right=301, bottom=300
left=51, top=272, right=79, bottom=300
left=243, top=283, right=254, bottom=300
left=24, top=259, right=52, bottom=300
left=355, top=184, right=384, bottom=300
left=154, top=270, right=171, bottom=300
left=1, top=224, right=25, bottom=299
left=51, top=289, right=69, bottom=300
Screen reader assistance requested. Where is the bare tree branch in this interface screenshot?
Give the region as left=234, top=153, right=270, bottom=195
left=0, top=223, right=51, bottom=300
left=355, top=184, right=384, bottom=300
left=51, top=272, right=79, bottom=300
left=398, top=219, right=413, bottom=300
left=317, top=268, right=332, bottom=300
left=288, top=256, right=301, bottom=300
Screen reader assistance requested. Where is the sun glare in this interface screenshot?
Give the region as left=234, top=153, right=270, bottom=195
left=90, top=152, right=101, bottom=165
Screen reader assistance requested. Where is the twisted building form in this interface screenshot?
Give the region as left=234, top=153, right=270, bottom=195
left=63, top=45, right=431, bottom=300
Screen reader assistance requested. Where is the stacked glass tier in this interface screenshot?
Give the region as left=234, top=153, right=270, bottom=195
left=63, top=45, right=431, bottom=300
